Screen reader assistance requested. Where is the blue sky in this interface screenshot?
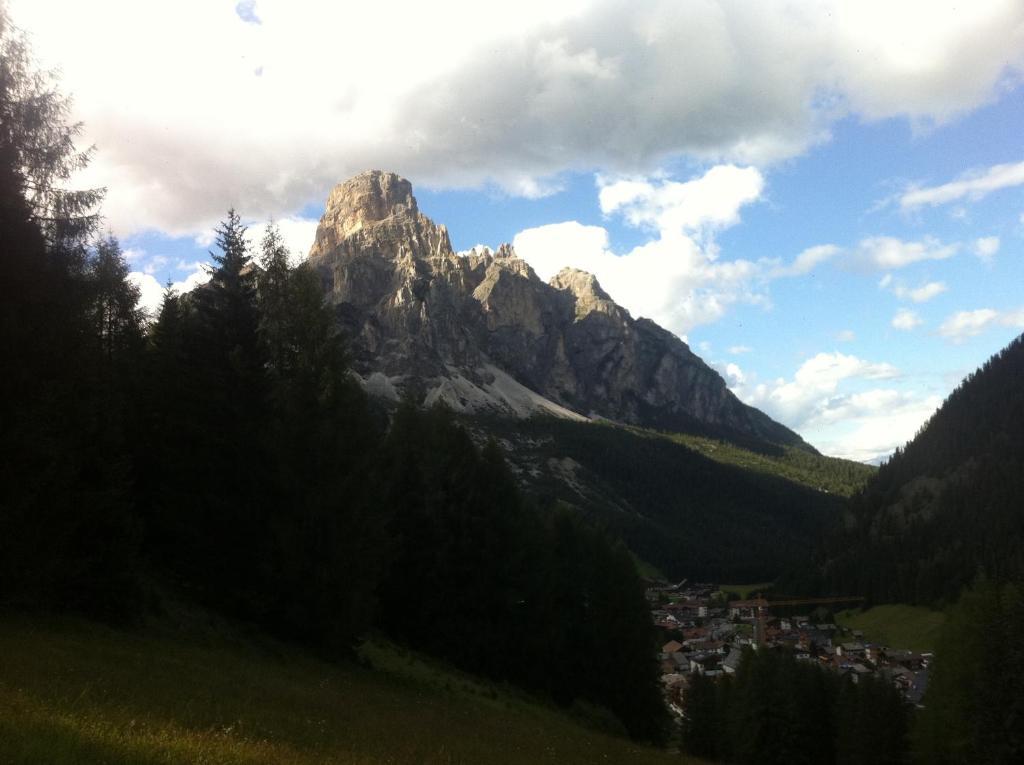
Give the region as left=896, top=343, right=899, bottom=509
left=14, top=0, right=1024, bottom=460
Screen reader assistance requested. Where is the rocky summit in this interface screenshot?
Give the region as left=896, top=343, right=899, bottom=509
left=307, top=170, right=810, bottom=449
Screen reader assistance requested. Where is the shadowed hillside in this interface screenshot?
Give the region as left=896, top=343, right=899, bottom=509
left=788, top=333, right=1024, bottom=605
left=0, top=614, right=696, bottom=765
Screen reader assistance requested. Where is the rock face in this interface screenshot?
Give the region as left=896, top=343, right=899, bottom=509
left=308, top=170, right=811, bottom=449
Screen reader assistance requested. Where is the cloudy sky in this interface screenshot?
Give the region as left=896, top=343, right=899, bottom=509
left=13, top=0, right=1024, bottom=461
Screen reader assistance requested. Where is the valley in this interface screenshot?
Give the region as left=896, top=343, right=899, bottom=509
left=3, top=3, right=1024, bottom=760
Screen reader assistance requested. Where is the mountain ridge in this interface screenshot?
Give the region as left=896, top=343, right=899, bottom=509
left=790, top=331, right=1024, bottom=604
left=307, top=170, right=812, bottom=451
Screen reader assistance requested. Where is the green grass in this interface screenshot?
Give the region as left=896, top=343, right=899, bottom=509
left=0, top=613, right=693, bottom=765
left=835, top=604, right=946, bottom=653
left=718, top=583, right=773, bottom=600
left=630, top=553, right=667, bottom=582
left=651, top=430, right=875, bottom=498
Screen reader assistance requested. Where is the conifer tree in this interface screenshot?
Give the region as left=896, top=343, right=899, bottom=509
left=87, top=235, right=144, bottom=378
left=0, top=7, right=138, bottom=616
left=683, top=671, right=721, bottom=759
left=255, top=226, right=381, bottom=651
left=915, top=579, right=1024, bottom=764
left=0, top=4, right=103, bottom=248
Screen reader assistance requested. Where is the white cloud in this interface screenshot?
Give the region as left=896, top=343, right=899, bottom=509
left=836, top=329, right=856, bottom=342
left=811, top=393, right=944, bottom=463
left=973, top=235, right=1000, bottom=261
left=127, top=272, right=165, bottom=317
left=11, top=0, right=1024, bottom=237
left=517, top=172, right=963, bottom=336
left=722, top=362, right=746, bottom=385
left=598, top=166, right=764, bottom=237
left=245, top=216, right=320, bottom=266
left=906, top=282, right=947, bottom=303
left=173, top=265, right=213, bottom=295
left=892, top=308, right=923, bottom=331
left=938, top=306, right=1024, bottom=342
left=889, top=280, right=948, bottom=303
left=737, top=351, right=899, bottom=428
left=128, top=264, right=210, bottom=316
left=901, top=160, right=1024, bottom=210
left=194, top=216, right=319, bottom=265
left=938, top=308, right=999, bottom=342
left=516, top=222, right=766, bottom=334
left=855, top=236, right=958, bottom=270
left=772, top=244, right=841, bottom=277
left=513, top=220, right=611, bottom=283
left=728, top=345, right=752, bottom=355
left=515, top=166, right=767, bottom=335
left=727, top=351, right=940, bottom=462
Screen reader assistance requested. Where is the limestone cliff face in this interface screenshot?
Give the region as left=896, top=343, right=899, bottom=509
left=308, top=170, right=810, bottom=449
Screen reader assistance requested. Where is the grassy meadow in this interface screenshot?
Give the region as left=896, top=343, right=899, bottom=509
left=717, top=583, right=773, bottom=600
left=655, top=431, right=875, bottom=498
left=835, top=604, right=946, bottom=653
left=0, top=613, right=693, bottom=765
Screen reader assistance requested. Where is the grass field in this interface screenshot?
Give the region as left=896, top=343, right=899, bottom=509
left=630, top=553, right=668, bottom=582
left=0, top=613, right=692, bottom=765
left=718, top=583, right=773, bottom=600
left=835, top=604, right=946, bottom=653
left=652, top=431, right=875, bottom=498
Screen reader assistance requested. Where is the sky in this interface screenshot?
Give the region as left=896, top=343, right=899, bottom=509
left=12, top=0, right=1024, bottom=462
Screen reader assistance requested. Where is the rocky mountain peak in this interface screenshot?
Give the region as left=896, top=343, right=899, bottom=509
left=324, top=170, right=418, bottom=237
left=308, top=170, right=452, bottom=267
left=549, top=267, right=619, bottom=319
left=306, top=171, right=813, bottom=451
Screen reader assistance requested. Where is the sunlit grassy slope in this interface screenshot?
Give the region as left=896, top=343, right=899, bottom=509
left=717, top=583, right=774, bottom=600
left=835, top=604, right=946, bottom=653
left=649, top=429, right=875, bottom=497
left=0, top=614, right=693, bottom=765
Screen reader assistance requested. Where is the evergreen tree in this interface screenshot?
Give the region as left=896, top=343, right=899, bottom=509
left=683, top=671, right=721, bottom=759
left=87, top=235, right=144, bottom=368
left=256, top=227, right=381, bottom=651
left=685, top=648, right=907, bottom=765
left=140, top=209, right=272, bottom=613
left=914, top=579, right=1024, bottom=764
left=0, top=4, right=103, bottom=247
left=836, top=674, right=907, bottom=765
left=0, top=11, right=139, bottom=617
left=256, top=221, right=291, bottom=366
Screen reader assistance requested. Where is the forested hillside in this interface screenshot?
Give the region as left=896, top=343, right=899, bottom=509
left=475, top=417, right=860, bottom=582
left=787, top=333, right=1024, bottom=605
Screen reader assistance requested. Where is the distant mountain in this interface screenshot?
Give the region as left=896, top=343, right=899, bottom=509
left=307, top=171, right=812, bottom=450
left=792, top=333, right=1024, bottom=604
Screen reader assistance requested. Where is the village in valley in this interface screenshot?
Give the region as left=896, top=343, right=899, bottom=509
left=648, top=581, right=930, bottom=718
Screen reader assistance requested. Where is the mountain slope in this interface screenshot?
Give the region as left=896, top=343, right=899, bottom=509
left=470, top=416, right=864, bottom=582
left=796, top=332, right=1024, bottom=604
left=0, top=614, right=689, bottom=765
left=307, top=170, right=811, bottom=450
